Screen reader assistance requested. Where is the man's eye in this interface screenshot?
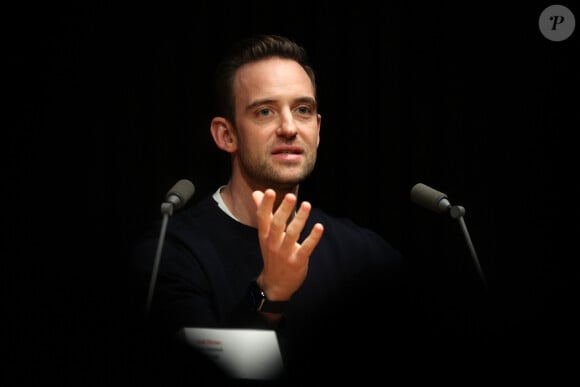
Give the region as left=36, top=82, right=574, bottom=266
left=296, top=106, right=311, bottom=115
left=258, top=108, right=271, bottom=117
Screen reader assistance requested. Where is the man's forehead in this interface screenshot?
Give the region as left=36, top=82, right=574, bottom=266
left=233, top=59, right=315, bottom=103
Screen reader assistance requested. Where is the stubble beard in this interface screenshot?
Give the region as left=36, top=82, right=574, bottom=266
left=239, top=150, right=317, bottom=190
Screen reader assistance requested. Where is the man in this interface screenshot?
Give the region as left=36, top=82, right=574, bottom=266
left=130, top=34, right=414, bottom=385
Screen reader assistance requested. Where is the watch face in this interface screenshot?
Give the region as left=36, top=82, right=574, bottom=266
left=248, top=281, right=266, bottom=310
left=248, top=281, right=288, bottom=314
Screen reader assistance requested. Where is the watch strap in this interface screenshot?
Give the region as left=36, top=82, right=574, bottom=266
left=249, top=281, right=288, bottom=314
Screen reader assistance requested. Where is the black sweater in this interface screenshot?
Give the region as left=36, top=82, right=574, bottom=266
left=130, top=194, right=414, bottom=384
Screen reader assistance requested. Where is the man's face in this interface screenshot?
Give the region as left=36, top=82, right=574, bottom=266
left=231, top=57, right=321, bottom=190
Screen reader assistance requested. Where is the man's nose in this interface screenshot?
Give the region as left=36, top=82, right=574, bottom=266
left=276, top=110, right=298, bottom=138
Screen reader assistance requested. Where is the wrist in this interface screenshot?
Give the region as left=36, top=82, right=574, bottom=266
left=248, top=281, right=289, bottom=314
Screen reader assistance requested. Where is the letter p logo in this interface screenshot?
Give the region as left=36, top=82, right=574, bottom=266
left=550, top=15, right=566, bottom=30
left=539, top=5, right=576, bottom=41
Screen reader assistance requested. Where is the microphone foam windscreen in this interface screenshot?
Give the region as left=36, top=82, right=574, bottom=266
left=410, top=183, right=448, bottom=213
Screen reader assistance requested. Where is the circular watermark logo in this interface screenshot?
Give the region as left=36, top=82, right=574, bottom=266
left=539, top=4, right=575, bottom=41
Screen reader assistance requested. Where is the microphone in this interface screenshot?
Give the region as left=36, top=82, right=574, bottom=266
left=410, top=182, right=486, bottom=289
left=163, top=179, right=196, bottom=213
left=410, top=182, right=451, bottom=214
left=146, top=179, right=195, bottom=317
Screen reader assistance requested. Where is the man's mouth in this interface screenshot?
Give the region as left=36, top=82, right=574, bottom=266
left=271, top=146, right=304, bottom=161
left=271, top=146, right=303, bottom=155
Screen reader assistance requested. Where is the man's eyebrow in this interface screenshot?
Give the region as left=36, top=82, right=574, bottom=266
left=246, top=97, right=317, bottom=111
left=295, top=97, right=317, bottom=108
left=246, top=99, right=276, bottom=111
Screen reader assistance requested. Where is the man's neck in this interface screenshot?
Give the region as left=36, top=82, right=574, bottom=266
left=220, top=176, right=299, bottom=228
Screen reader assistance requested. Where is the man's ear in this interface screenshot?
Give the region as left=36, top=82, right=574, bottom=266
left=210, top=117, right=237, bottom=153
left=316, top=113, right=322, bottom=147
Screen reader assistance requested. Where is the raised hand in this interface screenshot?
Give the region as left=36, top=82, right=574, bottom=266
left=252, top=189, right=324, bottom=301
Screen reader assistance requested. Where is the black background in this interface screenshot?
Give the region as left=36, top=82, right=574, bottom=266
left=6, top=1, right=578, bottom=384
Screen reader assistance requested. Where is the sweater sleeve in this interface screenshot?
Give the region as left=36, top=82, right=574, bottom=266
left=129, top=210, right=275, bottom=342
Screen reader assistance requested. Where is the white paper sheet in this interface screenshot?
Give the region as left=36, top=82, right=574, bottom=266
left=179, top=327, right=285, bottom=380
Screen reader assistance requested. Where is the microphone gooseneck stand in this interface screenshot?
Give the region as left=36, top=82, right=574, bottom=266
left=410, top=183, right=487, bottom=290
left=145, top=179, right=195, bottom=319
left=145, top=202, right=175, bottom=319
left=447, top=203, right=487, bottom=290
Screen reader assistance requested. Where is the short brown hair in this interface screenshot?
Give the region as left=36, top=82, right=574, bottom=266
left=213, top=34, right=317, bottom=124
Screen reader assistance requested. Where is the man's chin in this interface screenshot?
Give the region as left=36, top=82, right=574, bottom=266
left=251, top=164, right=314, bottom=189
left=267, top=180, right=301, bottom=191
left=264, top=174, right=307, bottom=190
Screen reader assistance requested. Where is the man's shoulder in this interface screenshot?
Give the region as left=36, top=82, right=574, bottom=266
left=183, top=194, right=217, bottom=215
left=169, top=194, right=222, bottom=231
left=311, top=206, right=402, bottom=254
left=309, top=207, right=375, bottom=234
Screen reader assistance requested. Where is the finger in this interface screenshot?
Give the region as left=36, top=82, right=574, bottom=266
left=270, top=193, right=297, bottom=242
left=256, top=189, right=276, bottom=238
left=295, top=223, right=324, bottom=262
left=252, top=190, right=265, bottom=208
left=282, top=200, right=311, bottom=249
